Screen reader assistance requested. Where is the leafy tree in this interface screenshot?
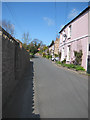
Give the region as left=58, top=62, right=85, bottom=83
left=43, top=46, right=48, bottom=51
left=29, top=39, right=43, bottom=55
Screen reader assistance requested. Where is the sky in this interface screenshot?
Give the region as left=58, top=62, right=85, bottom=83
left=2, top=2, right=88, bottom=45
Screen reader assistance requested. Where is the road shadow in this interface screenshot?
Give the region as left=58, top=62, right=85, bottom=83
left=30, top=55, right=39, bottom=59
left=2, top=61, right=40, bottom=119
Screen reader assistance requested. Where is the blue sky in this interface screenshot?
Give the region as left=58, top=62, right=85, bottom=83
left=2, top=2, right=88, bottom=45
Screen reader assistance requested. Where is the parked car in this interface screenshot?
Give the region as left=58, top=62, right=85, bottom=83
left=51, top=56, right=55, bottom=61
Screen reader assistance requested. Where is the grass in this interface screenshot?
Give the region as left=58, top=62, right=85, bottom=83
left=56, top=61, right=85, bottom=71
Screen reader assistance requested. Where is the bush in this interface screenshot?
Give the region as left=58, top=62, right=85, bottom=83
left=46, top=55, right=52, bottom=59
left=46, top=55, right=49, bottom=59
left=75, top=66, right=85, bottom=71
left=56, top=61, right=62, bottom=64
left=56, top=62, right=85, bottom=71
left=74, top=50, right=83, bottom=65
left=42, top=52, right=46, bottom=57
left=54, top=54, right=58, bottom=57
left=61, top=58, right=66, bottom=64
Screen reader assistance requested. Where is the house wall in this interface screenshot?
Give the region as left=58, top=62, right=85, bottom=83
left=54, top=38, right=59, bottom=55
left=49, top=45, right=54, bottom=56
left=59, top=10, right=89, bottom=70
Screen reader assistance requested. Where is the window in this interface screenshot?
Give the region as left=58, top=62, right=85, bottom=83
left=63, top=31, right=66, bottom=41
left=60, top=33, right=62, bottom=43
left=68, top=25, right=72, bottom=38
left=66, top=45, right=71, bottom=61
left=89, top=44, right=90, bottom=51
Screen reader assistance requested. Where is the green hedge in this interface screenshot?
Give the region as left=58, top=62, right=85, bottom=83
left=56, top=62, right=85, bottom=71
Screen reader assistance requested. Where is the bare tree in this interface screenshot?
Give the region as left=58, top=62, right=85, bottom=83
left=22, top=32, right=31, bottom=45
left=2, top=20, right=15, bottom=36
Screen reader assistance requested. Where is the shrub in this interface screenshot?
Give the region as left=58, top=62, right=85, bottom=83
left=42, top=52, right=46, bottom=57
left=46, top=55, right=49, bottom=59
left=58, top=52, right=61, bottom=61
left=61, top=58, right=66, bottom=64
left=75, top=66, right=85, bottom=71
left=56, top=62, right=85, bottom=71
left=46, top=55, right=52, bottom=59
left=56, top=61, right=62, bottom=64
left=54, top=54, right=58, bottom=57
left=74, top=50, right=83, bottom=65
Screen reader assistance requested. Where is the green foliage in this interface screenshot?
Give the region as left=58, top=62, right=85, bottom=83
left=56, top=62, right=85, bottom=71
left=42, top=52, right=46, bottom=57
left=74, top=50, right=83, bottom=65
left=61, top=58, right=66, bottom=64
left=29, top=45, right=37, bottom=55
left=75, top=66, right=85, bottom=71
left=58, top=52, right=61, bottom=60
left=22, top=43, right=28, bottom=50
left=46, top=55, right=52, bottom=59
left=22, top=39, right=43, bottom=55
left=47, top=49, right=49, bottom=55
left=56, top=61, right=62, bottom=64
left=46, top=55, right=49, bottom=59
left=54, top=54, right=59, bottom=57
left=43, top=46, right=48, bottom=51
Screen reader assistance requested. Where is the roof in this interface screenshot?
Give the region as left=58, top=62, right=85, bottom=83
left=59, top=6, right=90, bottom=33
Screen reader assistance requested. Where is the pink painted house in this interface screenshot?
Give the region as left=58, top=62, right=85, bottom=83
left=59, top=6, right=90, bottom=71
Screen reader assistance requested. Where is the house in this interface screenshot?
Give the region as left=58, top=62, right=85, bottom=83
left=59, top=6, right=90, bottom=71
left=54, top=37, right=60, bottom=55
left=49, top=41, right=54, bottom=56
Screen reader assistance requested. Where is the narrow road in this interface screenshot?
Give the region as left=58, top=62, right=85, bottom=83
left=33, top=56, right=88, bottom=118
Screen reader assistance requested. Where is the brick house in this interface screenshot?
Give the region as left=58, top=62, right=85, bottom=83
left=54, top=37, right=60, bottom=55
left=59, top=6, right=90, bottom=71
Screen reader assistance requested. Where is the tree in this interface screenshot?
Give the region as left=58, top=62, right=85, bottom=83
left=32, top=39, right=43, bottom=49
left=2, top=20, right=15, bottom=36
left=28, top=39, right=43, bottom=55
left=43, top=46, right=48, bottom=51
left=22, top=32, right=31, bottom=45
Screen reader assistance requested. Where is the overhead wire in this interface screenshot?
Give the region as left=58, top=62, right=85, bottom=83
left=54, top=0, right=58, bottom=39
left=4, top=2, right=24, bottom=34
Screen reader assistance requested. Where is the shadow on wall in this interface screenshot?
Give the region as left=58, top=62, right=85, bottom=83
left=2, top=61, right=40, bottom=118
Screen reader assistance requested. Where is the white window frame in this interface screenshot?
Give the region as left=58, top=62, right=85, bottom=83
left=66, top=45, right=71, bottom=61
left=68, top=25, right=72, bottom=39
left=60, top=33, right=62, bottom=43
left=63, top=31, right=66, bottom=42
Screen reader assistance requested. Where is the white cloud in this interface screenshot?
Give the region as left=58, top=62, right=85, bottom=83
left=68, top=8, right=79, bottom=19
left=43, top=17, right=55, bottom=26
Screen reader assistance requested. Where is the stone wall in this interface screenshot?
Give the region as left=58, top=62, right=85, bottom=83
left=1, top=27, right=30, bottom=107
